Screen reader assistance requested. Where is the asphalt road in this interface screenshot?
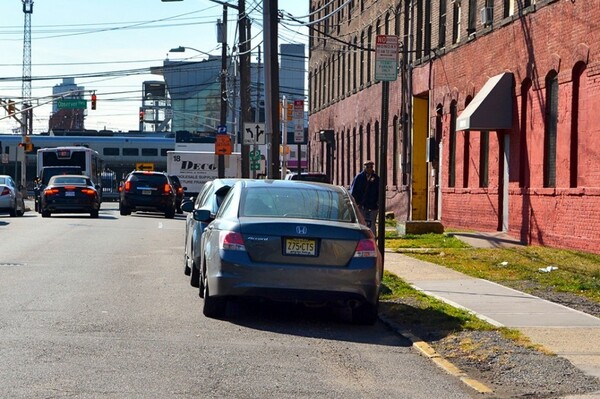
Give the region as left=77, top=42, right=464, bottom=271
left=1, top=203, right=477, bottom=398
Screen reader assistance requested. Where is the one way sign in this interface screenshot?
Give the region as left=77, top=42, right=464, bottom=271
left=243, top=123, right=265, bottom=145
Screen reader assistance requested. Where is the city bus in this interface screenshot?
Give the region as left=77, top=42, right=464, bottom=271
left=37, top=146, right=104, bottom=187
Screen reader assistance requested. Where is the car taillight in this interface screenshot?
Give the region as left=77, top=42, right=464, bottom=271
left=124, top=181, right=131, bottom=192
left=0, top=187, right=10, bottom=196
left=177, top=187, right=183, bottom=194
left=219, top=231, right=246, bottom=251
left=64, top=185, right=76, bottom=190
left=353, top=238, right=377, bottom=258
left=81, top=188, right=96, bottom=196
left=44, top=188, right=60, bottom=196
left=163, top=184, right=172, bottom=194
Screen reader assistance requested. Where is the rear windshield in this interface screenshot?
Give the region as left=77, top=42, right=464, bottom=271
left=241, top=186, right=355, bottom=222
left=290, top=174, right=329, bottom=183
left=128, top=173, right=168, bottom=187
left=50, top=176, right=91, bottom=186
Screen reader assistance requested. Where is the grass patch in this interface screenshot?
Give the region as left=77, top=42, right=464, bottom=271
left=385, top=234, right=600, bottom=303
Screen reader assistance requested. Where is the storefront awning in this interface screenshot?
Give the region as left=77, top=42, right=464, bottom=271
left=456, top=72, right=514, bottom=131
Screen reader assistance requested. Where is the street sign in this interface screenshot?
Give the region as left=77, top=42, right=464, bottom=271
left=375, top=35, right=399, bottom=82
left=243, top=123, right=265, bottom=145
left=136, top=162, right=154, bottom=171
left=217, top=125, right=227, bottom=134
left=249, top=149, right=261, bottom=161
left=215, top=134, right=232, bottom=155
left=57, top=99, right=87, bottom=110
left=293, top=100, right=305, bottom=143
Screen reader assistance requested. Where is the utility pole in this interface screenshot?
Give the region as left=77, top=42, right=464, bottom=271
left=217, top=6, right=228, bottom=178
left=238, top=0, right=252, bottom=178
left=21, top=0, right=33, bottom=188
left=263, top=0, right=280, bottom=179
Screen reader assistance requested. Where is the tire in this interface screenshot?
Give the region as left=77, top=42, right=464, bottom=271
left=165, top=207, right=176, bottom=219
left=119, top=205, right=130, bottom=216
left=351, top=300, right=379, bottom=325
left=16, top=208, right=24, bottom=217
left=90, top=209, right=99, bottom=218
left=41, top=210, right=51, bottom=218
left=190, top=260, right=200, bottom=288
left=9, top=201, right=16, bottom=217
left=184, top=255, right=191, bottom=276
left=202, top=275, right=226, bottom=318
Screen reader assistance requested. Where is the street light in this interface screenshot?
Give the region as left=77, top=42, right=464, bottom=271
left=168, top=46, right=214, bottom=58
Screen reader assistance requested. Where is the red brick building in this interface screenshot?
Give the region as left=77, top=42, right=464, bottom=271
left=308, top=0, right=600, bottom=254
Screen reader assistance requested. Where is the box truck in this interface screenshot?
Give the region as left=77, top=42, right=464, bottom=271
left=166, top=151, right=241, bottom=196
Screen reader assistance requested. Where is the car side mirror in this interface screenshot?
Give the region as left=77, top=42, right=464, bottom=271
left=181, top=200, right=194, bottom=213
left=193, top=209, right=212, bottom=223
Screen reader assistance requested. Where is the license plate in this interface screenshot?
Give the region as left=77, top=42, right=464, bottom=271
left=65, top=192, right=75, bottom=197
left=142, top=190, right=152, bottom=195
left=284, top=238, right=317, bottom=256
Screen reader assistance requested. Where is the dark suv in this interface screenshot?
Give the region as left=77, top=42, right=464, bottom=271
left=119, top=171, right=177, bottom=218
left=34, top=166, right=83, bottom=212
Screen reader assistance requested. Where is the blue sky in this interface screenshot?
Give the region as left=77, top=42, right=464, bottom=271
left=0, top=0, right=308, bottom=133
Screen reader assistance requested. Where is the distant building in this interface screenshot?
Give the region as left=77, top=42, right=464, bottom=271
left=49, top=78, right=86, bottom=131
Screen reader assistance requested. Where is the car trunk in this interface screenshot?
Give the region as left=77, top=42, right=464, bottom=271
left=239, top=218, right=364, bottom=266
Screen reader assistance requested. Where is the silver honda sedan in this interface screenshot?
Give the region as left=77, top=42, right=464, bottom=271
left=198, top=179, right=382, bottom=324
left=0, top=175, right=25, bottom=217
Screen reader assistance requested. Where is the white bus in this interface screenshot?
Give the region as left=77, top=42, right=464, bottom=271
left=37, top=146, right=104, bottom=187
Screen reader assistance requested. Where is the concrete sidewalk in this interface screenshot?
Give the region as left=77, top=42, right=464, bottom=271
left=383, top=247, right=600, bottom=380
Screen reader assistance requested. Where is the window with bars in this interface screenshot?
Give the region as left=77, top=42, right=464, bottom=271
left=544, top=71, right=558, bottom=188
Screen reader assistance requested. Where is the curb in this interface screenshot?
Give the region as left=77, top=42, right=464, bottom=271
left=378, top=314, right=493, bottom=395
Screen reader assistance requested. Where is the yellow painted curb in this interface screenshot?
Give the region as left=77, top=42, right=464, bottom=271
left=379, top=315, right=494, bottom=394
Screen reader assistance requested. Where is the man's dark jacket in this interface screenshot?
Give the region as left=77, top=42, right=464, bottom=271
left=350, top=170, right=379, bottom=210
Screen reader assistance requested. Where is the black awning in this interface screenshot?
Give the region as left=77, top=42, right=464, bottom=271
left=456, top=72, right=514, bottom=131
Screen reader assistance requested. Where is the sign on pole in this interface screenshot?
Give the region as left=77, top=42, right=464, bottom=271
left=243, top=122, right=265, bottom=145
left=375, top=35, right=399, bottom=82
left=293, top=100, right=304, bottom=143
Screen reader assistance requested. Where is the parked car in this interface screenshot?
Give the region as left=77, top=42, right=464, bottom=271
left=34, top=166, right=83, bottom=212
left=284, top=172, right=330, bottom=183
left=39, top=175, right=101, bottom=218
left=119, top=171, right=177, bottom=218
left=0, top=175, right=25, bottom=217
left=182, top=178, right=240, bottom=288
left=169, top=175, right=185, bottom=214
left=197, top=179, right=382, bottom=324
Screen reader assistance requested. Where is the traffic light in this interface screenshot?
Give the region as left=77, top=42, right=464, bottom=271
left=25, top=143, right=34, bottom=152
left=139, top=111, right=144, bottom=123
left=91, top=93, right=97, bottom=110
left=7, top=100, right=15, bottom=115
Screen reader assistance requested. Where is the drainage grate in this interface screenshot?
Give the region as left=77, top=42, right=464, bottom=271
left=0, top=263, right=24, bottom=267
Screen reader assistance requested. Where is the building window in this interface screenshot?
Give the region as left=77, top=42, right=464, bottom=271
left=360, top=31, right=365, bottom=87
left=479, top=131, right=489, bottom=188
left=346, top=129, right=351, bottom=186
left=571, top=62, right=585, bottom=188
left=374, top=121, right=380, bottom=171
left=439, top=0, right=447, bottom=48
left=161, top=148, right=173, bottom=157
left=341, top=48, right=346, bottom=95
left=452, top=2, right=461, bottom=44
left=503, top=0, right=512, bottom=18
left=416, top=0, right=423, bottom=59
left=467, top=0, right=476, bottom=34
left=353, top=37, right=358, bottom=91
left=103, top=148, right=119, bottom=156
left=544, top=70, right=558, bottom=188
left=367, top=26, right=373, bottom=84
left=519, top=78, right=532, bottom=188
left=352, top=127, right=357, bottom=178
left=366, top=123, right=372, bottom=163
left=424, top=0, right=432, bottom=57
left=449, top=101, right=457, bottom=187
left=359, top=125, right=364, bottom=167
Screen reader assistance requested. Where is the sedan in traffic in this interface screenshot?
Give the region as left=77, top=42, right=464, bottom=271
left=182, top=178, right=240, bottom=288
left=0, top=175, right=25, bottom=217
left=40, top=175, right=101, bottom=218
left=197, top=179, right=382, bottom=324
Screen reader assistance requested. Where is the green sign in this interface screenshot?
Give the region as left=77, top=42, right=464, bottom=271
left=57, top=99, right=87, bottom=109
left=249, top=149, right=261, bottom=161
left=250, top=161, right=261, bottom=171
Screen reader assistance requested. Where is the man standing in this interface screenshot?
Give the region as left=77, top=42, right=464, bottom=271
left=350, top=160, right=379, bottom=234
